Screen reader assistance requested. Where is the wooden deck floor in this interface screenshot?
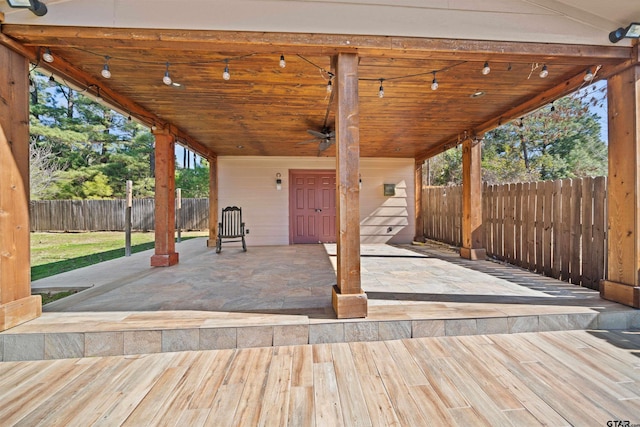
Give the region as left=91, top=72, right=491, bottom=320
left=1, top=330, right=638, bottom=426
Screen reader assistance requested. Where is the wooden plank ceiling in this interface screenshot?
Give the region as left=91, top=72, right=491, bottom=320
left=1, top=25, right=632, bottom=159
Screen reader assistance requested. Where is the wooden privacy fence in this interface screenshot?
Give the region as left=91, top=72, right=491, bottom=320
left=30, top=198, right=209, bottom=232
left=422, top=177, right=607, bottom=290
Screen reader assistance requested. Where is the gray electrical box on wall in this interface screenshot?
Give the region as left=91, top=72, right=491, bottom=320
left=383, top=183, right=396, bottom=196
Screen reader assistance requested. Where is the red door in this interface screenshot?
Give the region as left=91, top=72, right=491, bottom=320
left=290, top=170, right=336, bottom=244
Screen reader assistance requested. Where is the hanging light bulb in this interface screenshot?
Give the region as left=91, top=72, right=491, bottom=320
left=47, top=74, right=56, bottom=87
left=128, top=114, right=132, bottom=121
left=326, top=78, right=332, bottom=93
left=279, top=55, right=286, bottom=68
left=95, top=87, right=102, bottom=101
left=222, top=61, right=230, bottom=80
left=29, top=78, right=36, bottom=93
left=583, top=68, right=594, bottom=82
left=550, top=101, right=555, bottom=112
left=482, top=61, right=491, bottom=75
left=378, top=79, right=384, bottom=98
left=42, top=48, right=54, bottom=63
left=431, top=72, right=438, bottom=91
left=101, top=56, right=111, bottom=79
left=539, top=64, right=549, bottom=78
left=162, top=62, right=172, bottom=85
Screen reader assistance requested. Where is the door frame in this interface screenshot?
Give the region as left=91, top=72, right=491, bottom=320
left=288, top=169, right=336, bottom=244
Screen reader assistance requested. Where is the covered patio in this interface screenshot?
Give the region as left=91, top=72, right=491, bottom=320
left=1, top=1, right=640, bottom=331
left=1, top=238, right=635, bottom=361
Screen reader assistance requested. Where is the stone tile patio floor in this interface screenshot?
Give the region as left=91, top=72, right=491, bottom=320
left=1, top=238, right=637, bottom=361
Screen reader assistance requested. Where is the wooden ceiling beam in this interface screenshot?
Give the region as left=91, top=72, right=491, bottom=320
left=0, top=32, right=215, bottom=160
left=2, top=25, right=630, bottom=64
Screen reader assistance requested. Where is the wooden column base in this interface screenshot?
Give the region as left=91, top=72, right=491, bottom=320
left=460, top=247, right=487, bottom=261
left=413, top=235, right=426, bottom=243
left=207, top=239, right=217, bottom=248
left=600, top=280, right=640, bottom=308
left=150, top=253, right=179, bottom=267
left=0, top=295, right=42, bottom=332
left=332, top=285, right=368, bottom=319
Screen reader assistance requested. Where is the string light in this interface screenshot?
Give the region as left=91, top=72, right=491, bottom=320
left=42, top=48, right=54, bottom=63
left=550, top=101, right=555, bottom=112
left=279, top=55, right=286, bottom=68
left=101, top=56, right=111, bottom=79
left=48, top=74, right=56, bottom=87
left=29, top=78, right=36, bottom=93
left=583, top=68, right=594, bottom=82
left=378, top=79, right=384, bottom=98
left=163, top=62, right=172, bottom=85
left=223, top=60, right=231, bottom=80
left=326, top=77, right=332, bottom=93
left=430, top=72, right=438, bottom=91
left=95, top=87, right=102, bottom=101
left=539, top=64, right=548, bottom=78
left=482, top=61, right=491, bottom=75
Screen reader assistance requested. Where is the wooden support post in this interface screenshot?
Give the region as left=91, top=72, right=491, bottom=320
left=150, top=130, right=179, bottom=267
left=207, top=156, right=219, bottom=248
left=332, top=52, right=367, bottom=319
left=600, top=54, right=640, bottom=308
left=414, top=159, right=426, bottom=242
left=0, top=45, right=41, bottom=331
left=460, top=137, right=487, bottom=260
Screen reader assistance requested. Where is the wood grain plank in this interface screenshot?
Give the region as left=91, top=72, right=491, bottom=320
left=349, top=341, right=402, bottom=427
left=189, top=349, right=236, bottom=409
left=581, top=178, right=595, bottom=288
left=0, top=359, right=97, bottom=426
left=313, top=361, right=345, bottom=427
left=153, top=351, right=223, bottom=427
left=288, top=386, right=316, bottom=427
left=592, top=176, right=607, bottom=288
left=233, top=347, right=274, bottom=426
left=560, top=179, right=572, bottom=280
left=457, top=335, right=570, bottom=426
left=258, top=346, right=294, bottom=427
left=490, top=334, right=619, bottom=424
left=331, top=343, right=372, bottom=427
left=92, top=353, right=184, bottom=426
left=569, top=178, right=582, bottom=285
left=551, top=179, right=562, bottom=278
left=402, top=339, right=470, bottom=410
left=518, top=333, right=640, bottom=418
left=366, top=341, right=429, bottom=425
left=515, top=182, right=523, bottom=267
left=121, top=366, right=190, bottom=426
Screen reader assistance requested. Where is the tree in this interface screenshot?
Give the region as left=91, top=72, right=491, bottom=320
left=29, top=139, right=64, bottom=200
left=428, top=92, right=607, bottom=185
left=29, top=71, right=157, bottom=199
left=176, top=161, right=210, bottom=198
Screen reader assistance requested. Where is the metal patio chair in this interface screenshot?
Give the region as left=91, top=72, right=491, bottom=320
left=216, top=206, right=247, bottom=253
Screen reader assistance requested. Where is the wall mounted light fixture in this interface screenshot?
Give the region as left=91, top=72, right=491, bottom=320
left=609, top=22, right=640, bottom=43
left=6, top=0, right=47, bottom=16
left=276, top=173, right=282, bottom=191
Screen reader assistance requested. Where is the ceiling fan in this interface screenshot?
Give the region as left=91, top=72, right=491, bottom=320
left=297, top=127, right=335, bottom=152
left=296, top=85, right=336, bottom=153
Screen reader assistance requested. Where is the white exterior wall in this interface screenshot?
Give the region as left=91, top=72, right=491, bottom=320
left=218, top=156, right=414, bottom=246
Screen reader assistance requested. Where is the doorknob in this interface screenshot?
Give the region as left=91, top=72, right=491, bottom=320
left=315, top=208, right=322, bottom=212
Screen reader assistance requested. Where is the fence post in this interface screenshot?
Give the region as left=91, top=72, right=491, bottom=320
left=176, top=188, right=182, bottom=243
left=125, top=180, right=132, bottom=257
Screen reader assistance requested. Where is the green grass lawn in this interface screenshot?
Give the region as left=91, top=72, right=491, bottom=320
left=31, top=231, right=208, bottom=281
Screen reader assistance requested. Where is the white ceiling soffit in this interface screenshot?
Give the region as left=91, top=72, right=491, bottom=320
left=0, top=0, right=638, bottom=46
